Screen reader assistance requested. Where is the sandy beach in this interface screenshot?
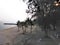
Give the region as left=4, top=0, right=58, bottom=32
left=0, top=25, right=36, bottom=45
left=0, top=25, right=37, bottom=45
left=0, top=26, right=21, bottom=45
left=0, top=25, right=60, bottom=45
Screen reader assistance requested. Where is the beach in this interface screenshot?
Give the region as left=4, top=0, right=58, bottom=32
left=0, top=25, right=60, bottom=45
left=0, top=27, right=21, bottom=45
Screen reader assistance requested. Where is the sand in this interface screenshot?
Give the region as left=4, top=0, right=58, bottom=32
left=0, top=27, right=21, bottom=45
left=0, top=25, right=60, bottom=45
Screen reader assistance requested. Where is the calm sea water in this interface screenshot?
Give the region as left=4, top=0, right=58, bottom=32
left=0, top=22, right=15, bottom=30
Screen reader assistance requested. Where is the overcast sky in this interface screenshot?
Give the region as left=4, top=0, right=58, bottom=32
left=0, top=0, right=28, bottom=23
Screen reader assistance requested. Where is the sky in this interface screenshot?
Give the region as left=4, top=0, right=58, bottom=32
left=0, top=0, right=28, bottom=23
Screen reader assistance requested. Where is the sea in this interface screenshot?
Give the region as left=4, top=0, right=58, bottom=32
left=0, top=22, right=16, bottom=30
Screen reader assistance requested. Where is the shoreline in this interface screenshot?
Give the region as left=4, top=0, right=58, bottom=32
left=0, top=26, right=17, bottom=31
left=0, top=26, right=20, bottom=45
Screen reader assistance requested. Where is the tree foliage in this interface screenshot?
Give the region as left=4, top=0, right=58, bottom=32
left=23, top=0, right=60, bottom=24
left=23, top=0, right=60, bottom=37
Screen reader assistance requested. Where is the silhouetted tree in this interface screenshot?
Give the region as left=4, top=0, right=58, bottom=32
left=23, top=0, right=60, bottom=37
left=17, top=20, right=21, bottom=32
left=17, top=20, right=28, bottom=34
left=20, top=21, right=27, bottom=34
left=25, top=18, right=34, bottom=33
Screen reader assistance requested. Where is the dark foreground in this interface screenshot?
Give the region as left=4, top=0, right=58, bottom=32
left=13, top=25, right=60, bottom=45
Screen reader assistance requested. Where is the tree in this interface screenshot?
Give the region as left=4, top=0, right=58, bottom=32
left=17, top=20, right=27, bottom=34
left=17, top=20, right=21, bottom=32
left=23, top=0, right=59, bottom=37
left=25, top=18, right=34, bottom=33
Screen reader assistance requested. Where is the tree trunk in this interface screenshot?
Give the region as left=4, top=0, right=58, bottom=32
left=17, top=26, right=20, bottom=32
left=30, top=25, right=32, bottom=33
left=44, top=29, right=48, bottom=37
left=44, top=25, right=49, bottom=37
left=24, top=26, right=26, bottom=33
left=22, top=26, right=25, bottom=34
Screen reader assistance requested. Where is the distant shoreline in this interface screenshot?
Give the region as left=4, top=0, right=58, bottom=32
left=0, top=26, right=17, bottom=31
